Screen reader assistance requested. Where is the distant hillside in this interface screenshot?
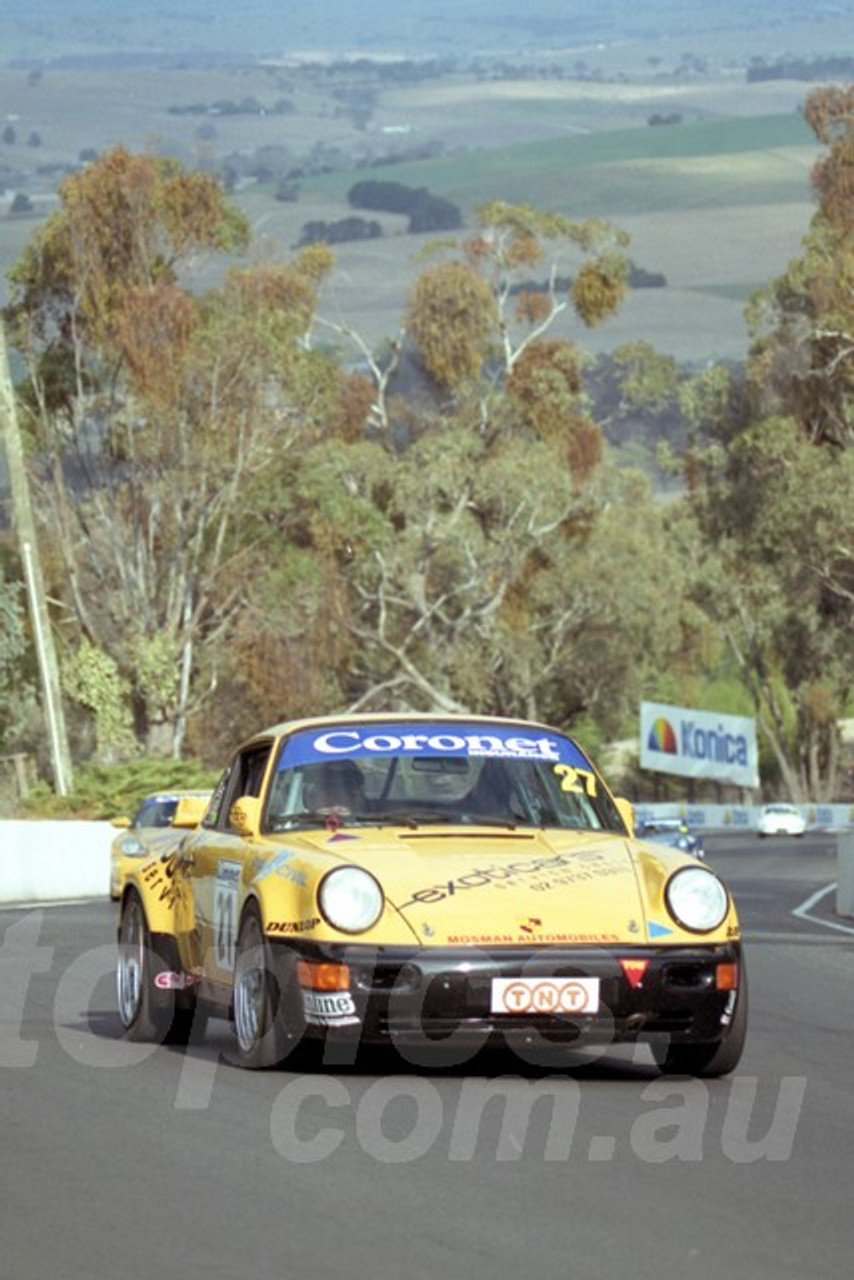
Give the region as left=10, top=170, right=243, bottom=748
left=2, top=0, right=854, bottom=66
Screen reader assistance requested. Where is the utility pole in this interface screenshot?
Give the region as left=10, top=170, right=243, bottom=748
left=0, top=319, right=73, bottom=794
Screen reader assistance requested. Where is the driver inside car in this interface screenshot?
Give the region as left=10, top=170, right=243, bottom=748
left=301, top=760, right=366, bottom=817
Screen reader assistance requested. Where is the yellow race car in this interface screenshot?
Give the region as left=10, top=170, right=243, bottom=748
left=116, top=714, right=747, bottom=1076
left=109, top=790, right=211, bottom=900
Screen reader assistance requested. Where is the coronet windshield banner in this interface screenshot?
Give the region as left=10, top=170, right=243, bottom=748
left=640, top=702, right=759, bottom=788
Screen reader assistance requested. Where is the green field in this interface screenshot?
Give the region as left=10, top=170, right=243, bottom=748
left=0, top=62, right=823, bottom=363
left=302, top=113, right=816, bottom=217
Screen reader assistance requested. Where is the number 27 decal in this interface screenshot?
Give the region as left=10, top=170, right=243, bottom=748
left=554, top=764, right=598, bottom=797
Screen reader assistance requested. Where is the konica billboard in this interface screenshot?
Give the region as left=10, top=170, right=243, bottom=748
left=640, top=702, right=759, bottom=789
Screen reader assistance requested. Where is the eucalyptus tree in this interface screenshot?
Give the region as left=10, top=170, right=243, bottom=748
left=405, top=200, right=630, bottom=393
left=675, top=84, right=854, bottom=800
left=688, top=411, right=854, bottom=801
left=746, top=85, right=854, bottom=449
left=0, top=571, right=41, bottom=756
left=3, top=146, right=339, bottom=758
left=287, top=200, right=683, bottom=735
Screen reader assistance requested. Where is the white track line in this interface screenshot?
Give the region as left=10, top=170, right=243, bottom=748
left=792, top=883, right=854, bottom=935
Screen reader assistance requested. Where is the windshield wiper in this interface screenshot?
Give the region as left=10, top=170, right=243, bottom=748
left=369, top=809, right=459, bottom=829
left=371, top=810, right=520, bottom=831
left=460, top=814, right=519, bottom=830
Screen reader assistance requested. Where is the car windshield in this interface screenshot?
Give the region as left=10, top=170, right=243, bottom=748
left=132, top=797, right=179, bottom=828
left=263, top=721, right=626, bottom=834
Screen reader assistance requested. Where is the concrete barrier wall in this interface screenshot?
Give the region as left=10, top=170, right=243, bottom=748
left=0, top=821, right=112, bottom=904
left=1, top=805, right=853, bottom=905
left=837, top=831, right=854, bottom=919
left=634, top=802, right=854, bottom=833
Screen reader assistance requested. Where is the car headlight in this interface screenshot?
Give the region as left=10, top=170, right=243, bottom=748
left=120, top=837, right=145, bottom=855
left=318, top=866, right=384, bottom=934
left=665, top=867, right=729, bottom=933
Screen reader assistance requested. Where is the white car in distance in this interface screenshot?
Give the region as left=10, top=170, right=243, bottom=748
left=756, top=803, right=806, bottom=837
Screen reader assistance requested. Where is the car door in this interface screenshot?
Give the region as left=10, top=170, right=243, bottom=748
left=185, top=740, right=275, bottom=1004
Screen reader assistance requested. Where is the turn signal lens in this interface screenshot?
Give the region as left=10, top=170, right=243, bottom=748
left=716, top=963, right=739, bottom=991
left=296, top=961, right=351, bottom=991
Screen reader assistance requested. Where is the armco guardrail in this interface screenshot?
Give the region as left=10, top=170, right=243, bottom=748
left=0, top=821, right=112, bottom=904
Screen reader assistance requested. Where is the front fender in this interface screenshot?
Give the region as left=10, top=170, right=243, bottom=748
left=122, top=844, right=189, bottom=936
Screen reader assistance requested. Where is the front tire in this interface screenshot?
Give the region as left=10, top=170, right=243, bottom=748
left=232, top=904, right=302, bottom=1069
left=656, top=973, right=748, bottom=1078
left=117, top=889, right=177, bottom=1042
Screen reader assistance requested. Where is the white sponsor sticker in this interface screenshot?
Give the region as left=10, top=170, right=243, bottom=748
left=213, top=859, right=242, bottom=972
left=302, top=990, right=360, bottom=1027
left=491, top=976, right=600, bottom=1016
left=154, top=971, right=199, bottom=991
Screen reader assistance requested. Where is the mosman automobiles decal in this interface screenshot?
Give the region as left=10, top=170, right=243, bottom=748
left=446, top=931, right=620, bottom=945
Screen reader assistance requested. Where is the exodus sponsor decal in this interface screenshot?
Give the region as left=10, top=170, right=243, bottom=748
left=398, top=850, right=628, bottom=908
left=302, top=990, right=360, bottom=1028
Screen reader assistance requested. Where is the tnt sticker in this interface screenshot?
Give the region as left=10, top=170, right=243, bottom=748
left=491, top=976, right=600, bottom=1016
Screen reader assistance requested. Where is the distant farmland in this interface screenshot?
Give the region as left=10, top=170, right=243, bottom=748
left=0, top=62, right=821, bottom=364
left=300, top=112, right=816, bottom=216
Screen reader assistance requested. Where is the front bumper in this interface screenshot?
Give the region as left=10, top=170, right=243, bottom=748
left=275, top=939, right=744, bottom=1052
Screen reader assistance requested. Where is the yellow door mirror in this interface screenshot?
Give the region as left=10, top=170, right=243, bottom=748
left=229, top=795, right=261, bottom=837
left=171, top=796, right=210, bottom=829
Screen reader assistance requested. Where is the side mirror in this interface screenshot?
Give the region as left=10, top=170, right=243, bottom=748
left=229, top=795, right=261, bottom=837
left=615, top=796, right=635, bottom=837
left=111, top=817, right=131, bottom=829
left=172, top=796, right=209, bottom=829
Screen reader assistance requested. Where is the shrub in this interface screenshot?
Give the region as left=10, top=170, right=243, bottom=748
left=22, top=758, right=220, bottom=820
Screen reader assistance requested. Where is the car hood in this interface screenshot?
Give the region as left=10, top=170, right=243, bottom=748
left=263, top=825, right=725, bottom=947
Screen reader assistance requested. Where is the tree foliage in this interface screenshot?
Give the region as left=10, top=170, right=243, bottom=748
left=746, top=85, right=854, bottom=449
left=689, top=409, right=854, bottom=801
left=3, top=148, right=340, bottom=758
left=405, top=201, right=630, bottom=394
left=5, top=140, right=854, bottom=806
